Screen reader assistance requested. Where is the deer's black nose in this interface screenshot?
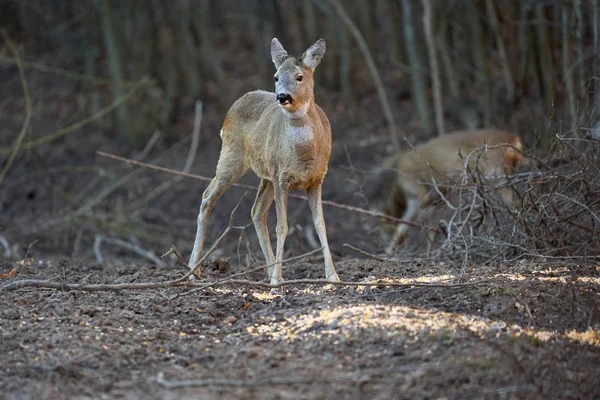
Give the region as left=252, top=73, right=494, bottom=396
left=277, top=93, right=292, bottom=105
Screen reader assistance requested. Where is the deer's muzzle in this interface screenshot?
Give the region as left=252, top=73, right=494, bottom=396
left=276, top=93, right=293, bottom=105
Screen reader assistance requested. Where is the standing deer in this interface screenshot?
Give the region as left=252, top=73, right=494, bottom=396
left=188, top=38, right=340, bottom=285
left=381, top=129, right=524, bottom=252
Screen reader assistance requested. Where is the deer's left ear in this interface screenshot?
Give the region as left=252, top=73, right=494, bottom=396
left=301, top=38, right=326, bottom=70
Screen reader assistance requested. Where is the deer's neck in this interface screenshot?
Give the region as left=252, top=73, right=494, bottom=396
left=282, top=101, right=311, bottom=120
left=285, top=105, right=316, bottom=144
left=280, top=99, right=317, bottom=143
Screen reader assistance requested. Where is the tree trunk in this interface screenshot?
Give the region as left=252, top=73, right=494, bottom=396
left=421, top=0, right=444, bottom=136
left=399, top=0, right=432, bottom=136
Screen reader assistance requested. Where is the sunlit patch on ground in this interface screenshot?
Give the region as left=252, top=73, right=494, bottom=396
left=493, top=273, right=528, bottom=281
left=245, top=303, right=600, bottom=348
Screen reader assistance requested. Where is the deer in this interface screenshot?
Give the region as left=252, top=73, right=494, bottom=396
left=379, top=129, right=524, bottom=253
left=188, top=38, right=340, bottom=285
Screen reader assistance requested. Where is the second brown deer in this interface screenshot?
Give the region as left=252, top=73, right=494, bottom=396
left=381, top=129, right=525, bottom=253
left=188, top=38, right=340, bottom=285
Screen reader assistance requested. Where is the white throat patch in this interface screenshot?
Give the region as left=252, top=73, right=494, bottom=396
left=282, top=103, right=309, bottom=119
left=288, top=123, right=313, bottom=142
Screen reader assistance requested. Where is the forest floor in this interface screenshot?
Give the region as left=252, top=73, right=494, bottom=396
left=1, top=255, right=599, bottom=399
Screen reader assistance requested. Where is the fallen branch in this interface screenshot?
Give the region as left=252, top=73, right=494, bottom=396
left=156, top=364, right=444, bottom=388
left=96, top=151, right=437, bottom=231
left=187, top=277, right=490, bottom=290
left=95, top=235, right=166, bottom=267
left=1, top=272, right=489, bottom=293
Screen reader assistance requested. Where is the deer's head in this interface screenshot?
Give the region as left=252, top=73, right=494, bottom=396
left=271, top=38, right=326, bottom=118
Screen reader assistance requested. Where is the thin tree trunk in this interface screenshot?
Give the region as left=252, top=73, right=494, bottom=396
left=302, top=0, right=317, bottom=41
left=338, top=11, right=352, bottom=105
left=180, top=0, right=202, bottom=96
left=593, top=0, right=600, bottom=119
left=437, top=6, right=459, bottom=99
left=399, top=0, right=431, bottom=137
left=329, top=0, right=398, bottom=149
left=573, top=0, right=586, bottom=103
left=467, top=1, right=490, bottom=126
left=194, top=0, right=228, bottom=106
left=517, top=1, right=531, bottom=98
left=485, top=0, right=514, bottom=103
left=421, top=0, right=444, bottom=136
left=354, top=0, right=374, bottom=51
left=376, top=0, right=396, bottom=101
left=99, top=0, right=130, bottom=137
left=562, top=3, right=577, bottom=124
left=535, top=4, right=554, bottom=112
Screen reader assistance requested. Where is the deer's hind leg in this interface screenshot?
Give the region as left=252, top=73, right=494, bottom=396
left=251, top=179, right=276, bottom=278
left=189, top=149, right=247, bottom=275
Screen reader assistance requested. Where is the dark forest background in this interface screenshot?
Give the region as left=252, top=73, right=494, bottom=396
left=0, top=0, right=599, bottom=262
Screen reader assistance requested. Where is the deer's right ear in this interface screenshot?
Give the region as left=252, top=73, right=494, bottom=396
left=271, top=38, right=288, bottom=70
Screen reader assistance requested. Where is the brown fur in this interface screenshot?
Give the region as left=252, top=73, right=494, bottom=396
left=383, top=129, right=524, bottom=251
left=189, top=38, right=339, bottom=285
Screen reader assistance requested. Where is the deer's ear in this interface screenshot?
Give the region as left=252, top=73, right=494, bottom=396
left=301, top=38, right=326, bottom=70
left=271, top=38, right=289, bottom=69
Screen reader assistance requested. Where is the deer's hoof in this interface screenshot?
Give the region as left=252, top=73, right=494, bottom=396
left=269, top=277, right=284, bottom=295
left=188, top=268, right=201, bottom=281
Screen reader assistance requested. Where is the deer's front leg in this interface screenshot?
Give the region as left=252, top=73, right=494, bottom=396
left=307, top=183, right=340, bottom=282
left=271, top=183, right=289, bottom=285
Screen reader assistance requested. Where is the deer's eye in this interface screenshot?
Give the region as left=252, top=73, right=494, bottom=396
left=296, top=75, right=303, bottom=82
left=274, top=76, right=279, bottom=82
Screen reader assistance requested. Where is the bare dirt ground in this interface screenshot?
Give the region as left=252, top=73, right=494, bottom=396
left=1, top=255, right=599, bottom=399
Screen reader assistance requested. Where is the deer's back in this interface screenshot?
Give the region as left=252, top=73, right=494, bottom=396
left=397, top=129, right=520, bottom=182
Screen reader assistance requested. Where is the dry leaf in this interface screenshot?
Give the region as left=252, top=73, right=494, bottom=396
left=0, top=269, right=17, bottom=279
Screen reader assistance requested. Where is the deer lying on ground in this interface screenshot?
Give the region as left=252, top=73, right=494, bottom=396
left=381, top=129, right=524, bottom=252
left=188, top=38, right=340, bottom=285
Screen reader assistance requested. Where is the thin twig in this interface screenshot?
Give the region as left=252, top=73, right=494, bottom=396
left=189, top=193, right=248, bottom=275
left=22, top=239, right=38, bottom=263
left=343, top=243, right=388, bottom=262
left=93, top=235, right=104, bottom=263
left=0, top=77, right=152, bottom=155
left=95, top=151, right=437, bottom=231
left=133, top=130, right=162, bottom=161
left=0, top=235, right=10, bottom=258
left=171, top=247, right=324, bottom=299
left=101, top=236, right=166, bottom=267
left=0, top=54, right=143, bottom=87
left=161, top=245, right=187, bottom=267
left=0, top=29, right=33, bottom=185
left=126, top=101, right=203, bottom=210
